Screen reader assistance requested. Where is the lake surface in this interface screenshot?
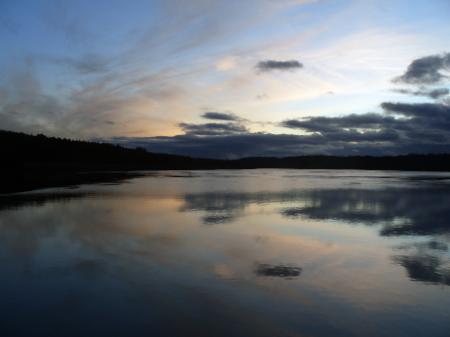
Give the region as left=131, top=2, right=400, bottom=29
left=1, top=169, right=450, bottom=337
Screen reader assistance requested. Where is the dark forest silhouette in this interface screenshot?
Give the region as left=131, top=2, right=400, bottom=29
left=2, top=129, right=450, bottom=193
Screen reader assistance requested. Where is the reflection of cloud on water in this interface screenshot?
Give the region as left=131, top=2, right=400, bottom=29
left=178, top=185, right=450, bottom=286
left=392, top=255, right=450, bottom=286
left=255, top=264, right=302, bottom=279
left=392, top=238, right=450, bottom=286
left=396, top=240, right=448, bottom=252
left=0, top=194, right=184, bottom=270
left=2, top=181, right=450, bottom=290
left=180, top=190, right=311, bottom=225
left=179, top=186, right=450, bottom=237
left=202, top=214, right=237, bottom=225
left=280, top=188, right=450, bottom=236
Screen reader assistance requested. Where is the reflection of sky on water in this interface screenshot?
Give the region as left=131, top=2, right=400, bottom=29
left=0, top=170, right=449, bottom=337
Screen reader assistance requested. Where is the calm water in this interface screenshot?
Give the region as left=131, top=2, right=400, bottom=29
left=1, top=170, right=450, bottom=337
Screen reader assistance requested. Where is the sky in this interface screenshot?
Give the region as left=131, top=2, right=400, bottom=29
left=1, top=0, right=450, bottom=158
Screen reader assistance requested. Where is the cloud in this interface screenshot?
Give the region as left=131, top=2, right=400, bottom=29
left=0, top=64, right=64, bottom=134
left=106, top=130, right=439, bottom=160
left=394, top=88, right=449, bottom=99
left=394, top=53, right=450, bottom=84
left=104, top=99, right=450, bottom=158
left=179, top=122, right=248, bottom=136
left=201, top=112, right=240, bottom=121
left=108, top=133, right=320, bottom=159
left=1, top=0, right=324, bottom=139
left=0, top=60, right=186, bottom=138
left=285, top=103, right=450, bottom=139
left=256, top=60, right=303, bottom=72
left=381, top=102, right=450, bottom=120
left=281, top=113, right=399, bottom=133
left=284, top=102, right=450, bottom=150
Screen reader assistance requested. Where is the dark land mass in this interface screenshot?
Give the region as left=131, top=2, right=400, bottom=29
left=2, top=129, right=450, bottom=193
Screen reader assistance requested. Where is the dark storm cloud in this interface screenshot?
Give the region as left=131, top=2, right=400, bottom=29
left=179, top=122, right=248, bottom=136
left=285, top=103, right=450, bottom=140
left=381, top=102, right=450, bottom=121
left=281, top=113, right=399, bottom=133
left=419, top=88, right=449, bottom=99
left=106, top=131, right=429, bottom=159
left=256, top=60, right=303, bottom=72
left=394, top=53, right=450, bottom=84
left=105, top=99, right=450, bottom=158
left=394, top=88, right=449, bottom=99
left=108, top=133, right=322, bottom=159
left=280, top=116, right=400, bottom=142
left=201, top=112, right=240, bottom=121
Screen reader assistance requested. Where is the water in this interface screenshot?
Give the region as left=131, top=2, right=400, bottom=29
left=1, top=169, right=449, bottom=337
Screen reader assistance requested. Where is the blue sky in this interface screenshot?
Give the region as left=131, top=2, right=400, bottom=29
left=1, top=0, right=449, bottom=157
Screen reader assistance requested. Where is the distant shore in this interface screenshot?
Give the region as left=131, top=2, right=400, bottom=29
left=2, top=129, right=450, bottom=193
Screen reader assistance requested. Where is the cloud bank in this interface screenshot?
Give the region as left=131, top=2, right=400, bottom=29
left=108, top=100, right=450, bottom=159
left=179, top=122, right=248, bottom=136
